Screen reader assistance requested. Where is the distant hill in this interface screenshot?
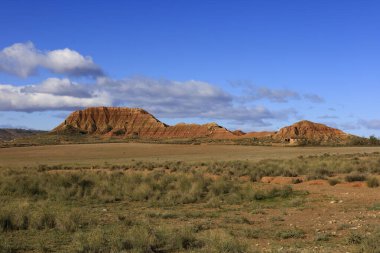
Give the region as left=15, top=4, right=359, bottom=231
left=0, top=129, right=46, bottom=141
left=273, top=120, right=350, bottom=144
left=51, top=107, right=354, bottom=145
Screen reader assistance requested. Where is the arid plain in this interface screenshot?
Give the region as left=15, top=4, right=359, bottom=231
left=1, top=141, right=380, bottom=252
left=1, top=143, right=380, bottom=168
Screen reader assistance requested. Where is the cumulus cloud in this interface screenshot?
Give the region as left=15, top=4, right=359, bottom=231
left=0, top=82, right=111, bottom=112
left=250, top=87, right=300, bottom=103
left=230, top=81, right=324, bottom=104
left=0, top=77, right=298, bottom=126
left=0, top=42, right=103, bottom=77
left=97, top=77, right=232, bottom=116
left=21, top=78, right=92, bottom=98
left=231, top=82, right=301, bottom=103
left=96, top=77, right=298, bottom=125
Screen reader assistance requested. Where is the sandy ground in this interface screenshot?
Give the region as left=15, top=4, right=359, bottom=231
left=251, top=176, right=380, bottom=252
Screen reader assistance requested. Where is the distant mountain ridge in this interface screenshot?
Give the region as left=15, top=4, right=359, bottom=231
left=0, top=129, right=46, bottom=141
left=52, top=107, right=352, bottom=144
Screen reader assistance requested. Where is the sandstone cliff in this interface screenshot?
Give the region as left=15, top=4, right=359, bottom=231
left=53, top=107, right=237, bottom=139
left=53, top=107, right=351, bottom=143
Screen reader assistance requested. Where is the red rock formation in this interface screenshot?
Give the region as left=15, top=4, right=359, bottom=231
left=243, top=131, right=275, bottom=138
left=53, top=107, right=237, bottom=139
left=53, top=108, right=351, bottom=143
left=232, top=130, right=246, bottom=136
left=273, top=120, right=349, bottom=142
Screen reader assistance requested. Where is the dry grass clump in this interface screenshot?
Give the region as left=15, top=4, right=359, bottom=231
left=0, top=169, right=300, bottom=207
left=73, top=225, right=247, bottom=253
left=276, top=228, right=306, bottom=239
left=359, top=230, right=380, bottom=253
left=366, top=177, right=380, bottom=188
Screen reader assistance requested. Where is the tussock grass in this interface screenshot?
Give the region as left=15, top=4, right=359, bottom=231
left=0, top=168, right=304, bottom=208
left=1, top=152, right=380, bottom=252
left=276, top=229, right=306, bottom=239
left=366, top=177, right=380, bottom=188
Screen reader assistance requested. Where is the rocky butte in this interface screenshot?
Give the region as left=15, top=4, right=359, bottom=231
left=53, top=107, right=237, bottom=139
left=53, top=107, right=352, bottom=143
left=273, top=120, right=350, bottom=144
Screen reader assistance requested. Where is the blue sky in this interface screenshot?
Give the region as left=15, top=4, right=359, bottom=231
left=0, top=0, right=379, bottom=136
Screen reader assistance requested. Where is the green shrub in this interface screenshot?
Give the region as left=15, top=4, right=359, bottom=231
left=203, top=231, right=248, bottom=253
left=0, top=212, right=14, bottom=232
left=345, top=173, right=367, bottom=182
left=254, top=186, right=294, bottom=200
left=328, top=178, right=340, bottom=186
left=113, top=129, right=125, bottom=136
left=346, top=232, right=363, bottom=245
left=369, top=203, right=380, bottom=211
left=360, top=231, right=380, bottom=253
left=276, top=229, right=306, bottom=239
left=315, top=233, right=332, bottom=242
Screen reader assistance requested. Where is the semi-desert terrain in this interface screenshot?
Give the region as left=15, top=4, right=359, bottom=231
left=1, top=108, right=380, bottom=252
left=1, top=142, right=380, bottom=252
left=2, top=1, right=380, bottom=252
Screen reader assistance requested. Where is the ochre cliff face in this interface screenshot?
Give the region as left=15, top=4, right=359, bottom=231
left=273, top=120, right=349, bottom=142
left=53, top=107, right=237, bottom=139
left=53, top=108, right=350, bottom=142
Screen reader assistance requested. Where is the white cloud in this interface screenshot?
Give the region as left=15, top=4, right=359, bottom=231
left=21, top=78, right=92, bottom=98
left=230, top=81, right=324, bottom=104
left=252, top=87, right=300, bottom=103
left=0, top=42, right=103, bottom=77
left=0, top=77, right=298, bottom=126
left=96, top=77, right=298, bottom=125
left=97, top=77, right=232, bottom=115
left=0, top=83, right=111, bottom=112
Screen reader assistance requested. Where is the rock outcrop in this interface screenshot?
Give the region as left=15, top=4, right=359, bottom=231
left=273, top=120, right=349, bottom=143
left=53, top=107, right=237, bottom=139
left=53, top=107, right=352, bottom=143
